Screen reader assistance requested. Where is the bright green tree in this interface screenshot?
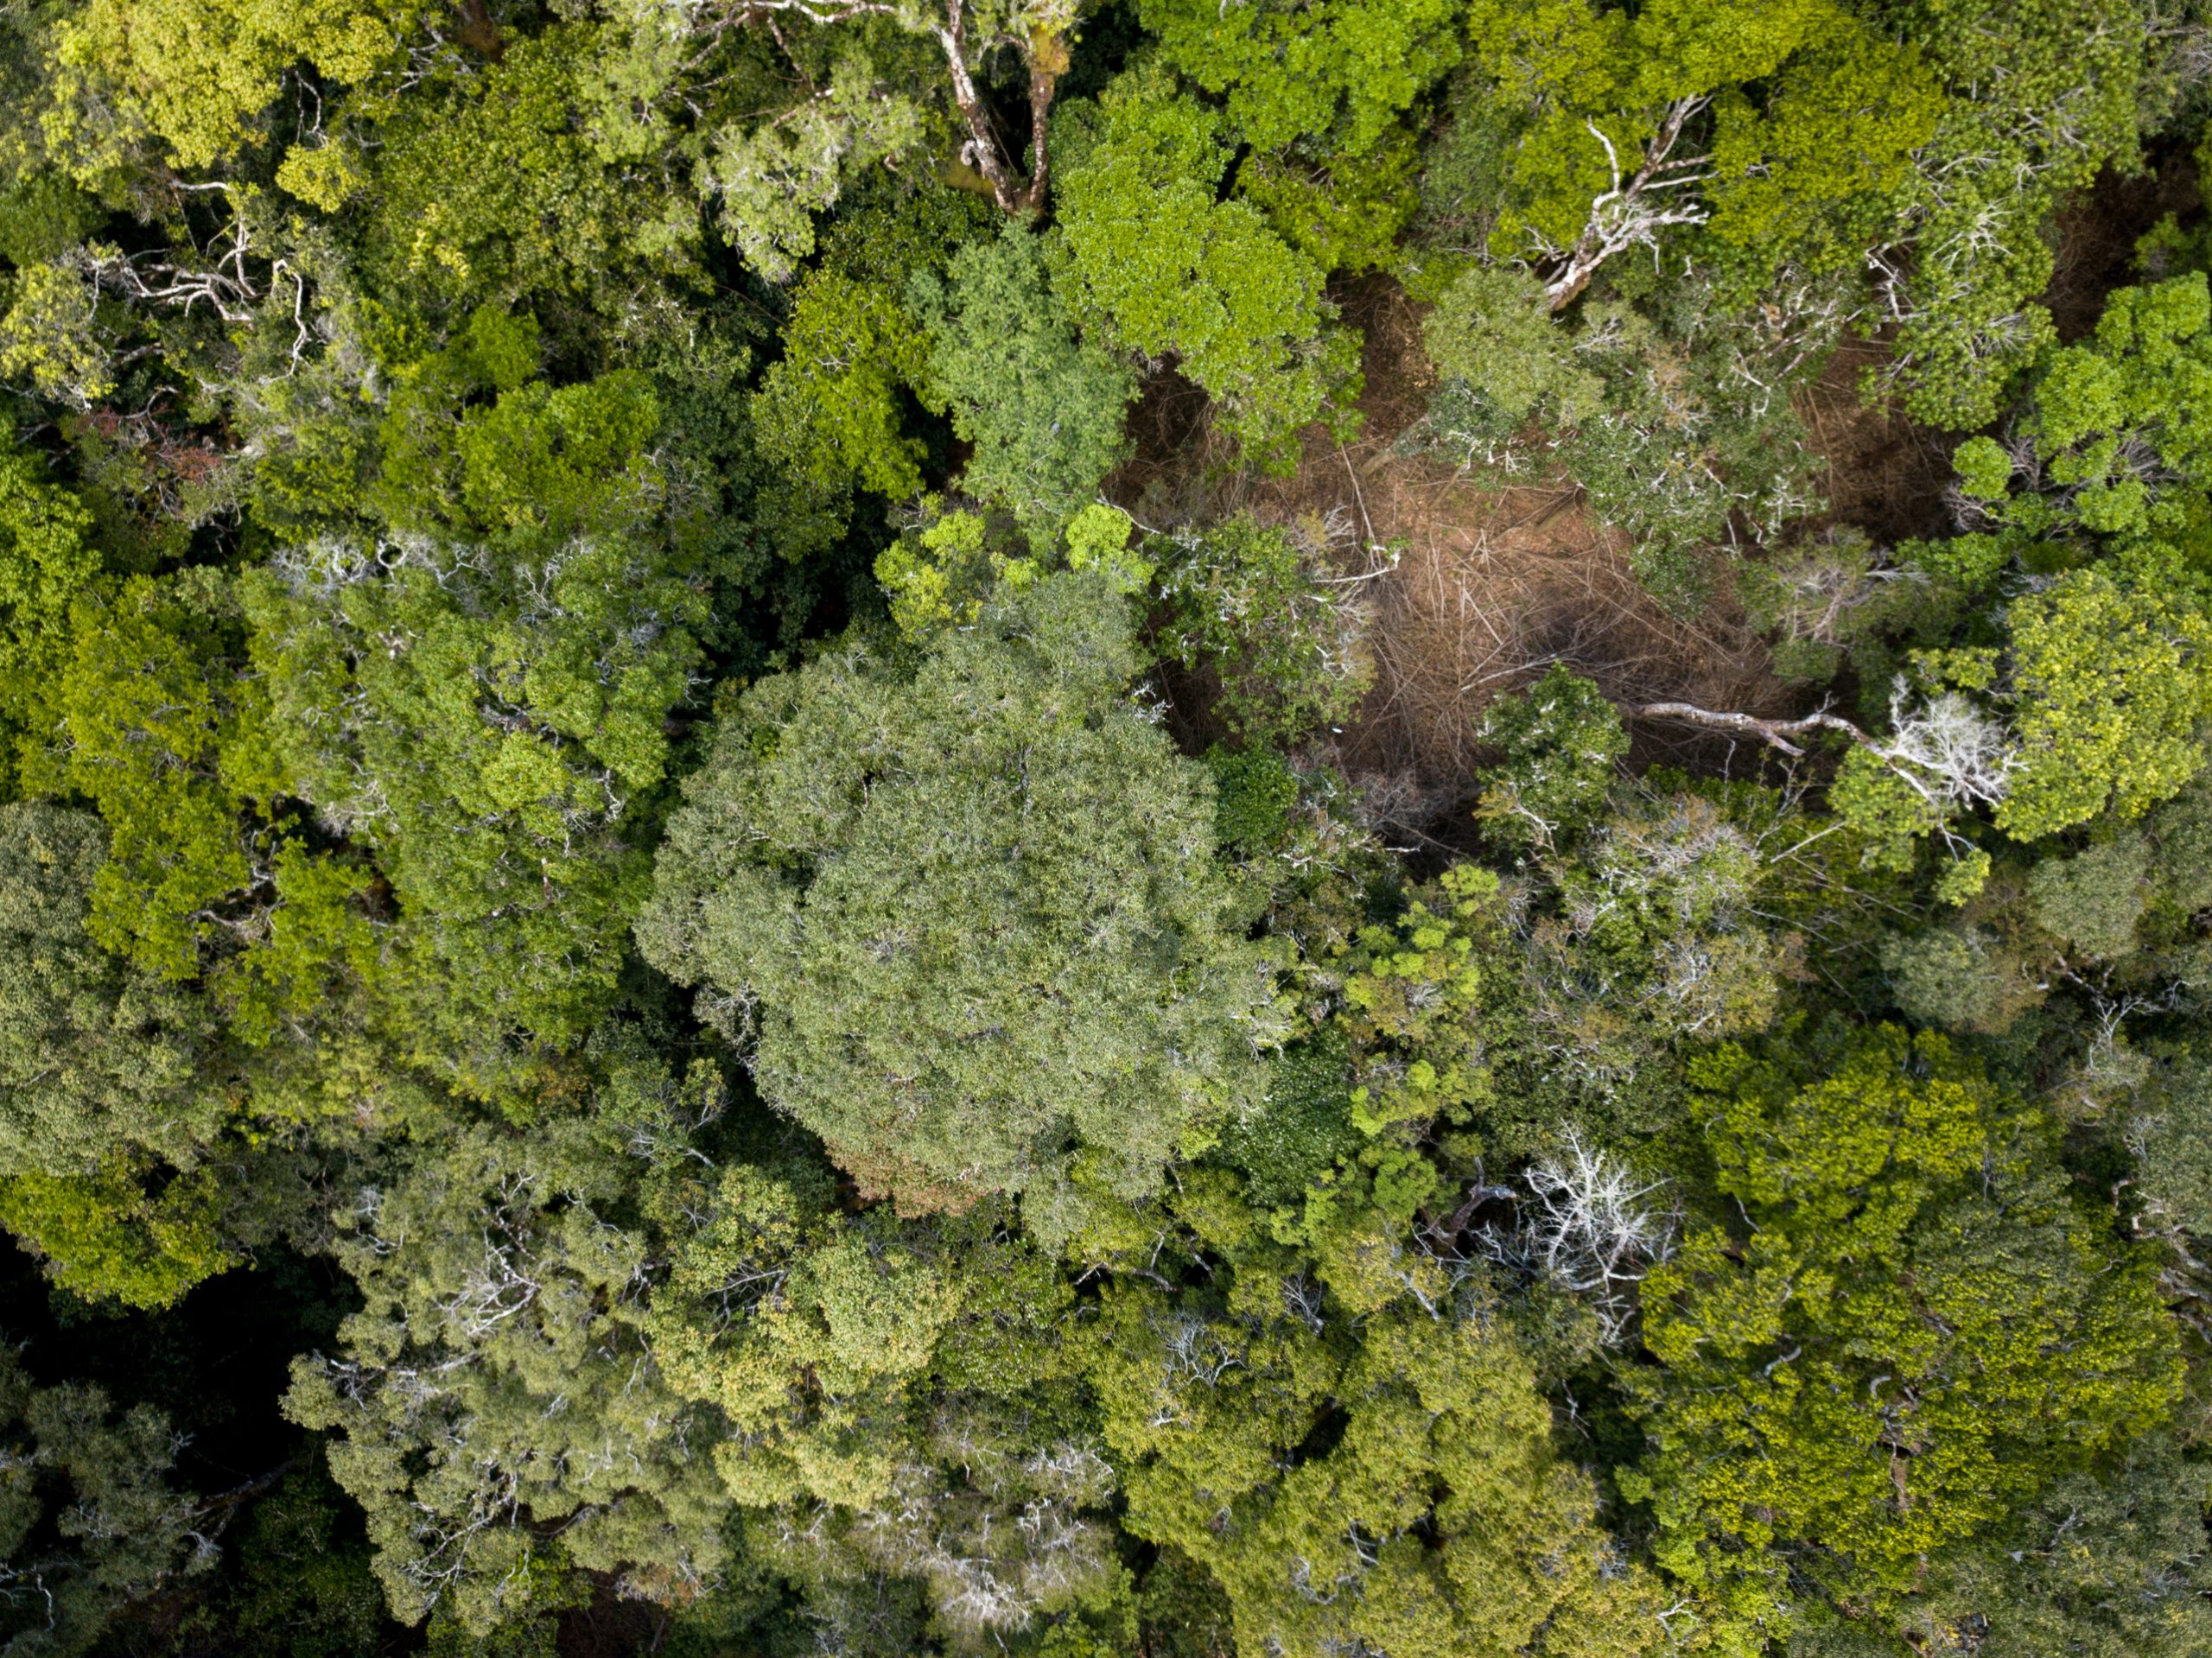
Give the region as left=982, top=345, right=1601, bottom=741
left=0, top=435, right=98, bottom=791
left=1080, top=1167, right=1669, bottom=1658
left=1998, top=568, right=2212, bottom=842
left=17, top=569, right=377, bottom=1039
left=1624, top=1028, right=2183, bottom=1653
left=1138, top=0, right=1462, bottom=157
left=1052, top=71, right=1360, bottom=467
left=1950, top=273, right=2212, bottom=544
left=753, top=269, right=931, bottom=503
left=1462, top=0, right=1938, bottom=309
left=56, top=0, right=419, bottom=170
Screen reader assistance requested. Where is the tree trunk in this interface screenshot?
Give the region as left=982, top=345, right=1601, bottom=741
left=1631, top=701, right=1870, bottom=759
left=454, top=0, right=505, bottom=61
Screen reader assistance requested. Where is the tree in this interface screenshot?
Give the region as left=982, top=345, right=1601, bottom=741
left=1473, top=665, right=1630, bottom=854
left=1997, top=567, right=2212, bottom=842
left=54, top=0, right=417, bottom=171
left=694, top=0, right=1082, bottom=225
left=1951, top=272, right=2212, bottom=544
left=240, top=332, right=709, bottom=1063
left=1414, top=275, right=1824, bottom=591
left=285, top=1104, right=734, bottom=1636
left=1052, top=70, right=1359, bottom=467
left=1154, top=514, right=1374, bottom=745
left=1624, top=1028, right=2183, bottom=1653
left=1794, top=1431, right=2212, bottom=1658
left=1462, top=0, right=1938, bottom=309
left=698, top=54, right=930, bottom=287
left=637, top=570, right=1281, bottom=1238
left=1080, top=1168, right=1669, bottom=1658
left=360, top=22, right=704, bottom=312
left=1862, top=0, right=2197, bottom=429
left=753, top=269, right=932, bottom=502
left=0, top=1342, right=207, bottom=1656
left=648, top=1164, right=1118, bottom=1643
left=16, top=569, right=378, bottom=1048
left=1498, top=785, right=1798, bottom=1094
left=0, top=801, right=245, bottom=1306
left=911, top=226, right=1135, bottom=526
left=0, top=437, right=97, bottom=791
left=1138, top=0, right=1463, bottom=158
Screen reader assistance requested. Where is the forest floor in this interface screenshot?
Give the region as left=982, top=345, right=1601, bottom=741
left=1115, top=279, right=1796, bottom=848
left=1111, top=156, right=2196, bottom=848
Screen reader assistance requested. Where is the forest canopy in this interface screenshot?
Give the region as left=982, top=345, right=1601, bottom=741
left=2, top=2, right=2212, bottom=1656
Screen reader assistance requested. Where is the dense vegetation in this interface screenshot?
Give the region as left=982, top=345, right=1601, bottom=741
left=3, top=2, right=2212, bottom=1655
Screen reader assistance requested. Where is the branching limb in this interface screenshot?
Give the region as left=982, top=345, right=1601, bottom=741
left=1631, top=701, right=1871, bottom=759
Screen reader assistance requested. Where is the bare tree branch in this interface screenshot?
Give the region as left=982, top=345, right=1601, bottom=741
left=1630, top=701, right=1870, bottom=759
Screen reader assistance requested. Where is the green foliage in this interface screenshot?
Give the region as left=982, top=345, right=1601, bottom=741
left=1878, top=925, right=2038, bottom=1036
left=241, top=518, right=705, bottom=1059
left=0, top=1159, right=238, bottom=1311
left=638, top=571, right=1280, bottom=1237
left=1814, top=1432, right=2212, bottom=1658
left=1154, top=514, right=1373, bottom=744
left=2026, top=836, right=2151, bottom=961
left=1511, top=788, right=1796, bottom=1084
left=152, top=1453, right=390, bottom=1658
left=1474, top=665, right=1629, bottom=854
left=0, top=256, right=119, bottom=413
left=1626, top=1028, right=2183, bottom=1650
left=0, top=801, right=245, bottom=1306
left=1736, top=530, right=1961, bottom=689
left=0, top=1343, right=207, bottom=1655
left=755, top=270, right=931, bottom=502
left=365, top=312, right=666, bottom=555
left=1139, top=0, right=1461, bottom=156
left=651, top=1167, right=1114, bottom=1642
left=872, top=501, right=1150, bottom=643
left=362, top=24, right=699, bottom=310
left=1081, top=1168, right=1669, bottom=1658
left=1214, top=1028, right=1358, bottom=1211
left=1205, top=745, right=1303, bottom=856
left=2130, top=1046, right=2212, bottom=1254
left=700, top=55, right=927, bottom=287
left=873, top=505, right=1017, bottom=637
left=1955, top=273, right=2212, bottom=543
left=1054, top=72, right=1360, bottom=467
left=59, top=0, right=414, bottom=170
left=1999, top=568, right=2212, bottom=841
left=0, top=175, right=103, bottom=270
left=1870, top=0, right=2188, bottom=429
left=0, top=435, right=97, bottom=785
left=13, top=570, right=377, bottom=1049
left=0, top=6, right=2197, bottom=1655
left=286, top=1106, right=734, bottom=1635
left=1421, top=265, right=1602, bottom=427
left=1417, top=287, right=1821, bottom=590
left=1237, top=137, right=1421, bottom=278
left=912, top=226, right=1135, bottom=526
left=1464, top=0, right=1936, bottom=291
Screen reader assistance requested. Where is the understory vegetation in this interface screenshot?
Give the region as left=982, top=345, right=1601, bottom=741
left=5, top=2, right=2212, bottom=1655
